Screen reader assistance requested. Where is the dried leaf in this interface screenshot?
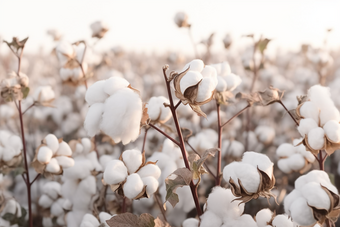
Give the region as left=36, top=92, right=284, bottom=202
left=257, top=38, right=271, bottom=54
left=236, top=86, right=284, bottom=106
left=215, top=91, right=234, bottom=105
left=21, top=87, right=30, bottom=99
left=141, top=103, right=149, bottom=126
left=106, top=213, right=155, bottom=227
left=164, top=168, right=193, bottom=209
left=154, top=217, right=172, bottom=227
left=4, top=37, right=29, bottom=54
left=190, top=148, right=218, bottom=182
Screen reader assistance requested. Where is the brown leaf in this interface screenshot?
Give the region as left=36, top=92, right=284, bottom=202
left=154, top=217, right=172, bottom=227
left=106, top=213, right=155, bottom=227
left=190, top=148, right=218, bottom=182
left=236, top=86, right=284, bottom=106
left=4, top=37, right=29, bottom=53
left=181, top=127, right=192, bottom=142
left=215, top=91, right=234, bottom=105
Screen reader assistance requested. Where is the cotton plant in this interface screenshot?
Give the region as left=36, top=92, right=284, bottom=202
left=0, top=130, right=22, bottom=171
left=295, top=85, right=340, bottom=155
left=32, top=134, right=74, bottom=175
left=103, top=149, right=161, bottom=200
left=84, top=76, right=144, bottom=145
left=276, top=138, right=315, bottom=174
left=0, top=71, right=29, bottom=102
left=284, top=170, right=340, bottom=226
left=223, top=151, right=275, bottom=203
left=0, top=198, right=23, bottom=227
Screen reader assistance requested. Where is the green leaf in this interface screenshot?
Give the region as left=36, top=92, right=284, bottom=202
left=2, top=213, right=15, bottom=222
left=21, top=87, right=30, bottom=99
left=257, top=38, right=271, bottom=54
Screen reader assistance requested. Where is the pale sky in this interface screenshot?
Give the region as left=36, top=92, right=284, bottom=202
left=1, top=0, right=340, bottom=55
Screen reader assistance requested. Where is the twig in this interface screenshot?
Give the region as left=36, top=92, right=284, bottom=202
left=30, top=174, right=41, bottom=186
left=148, top=123, right=180, bottom=146
left=22, top=102, right=36, bottom=115
left=154, top=191, right=167, bottom=222
left=174, top=100, right=181, bottom=110
left=221, top=104, right=251, bottom=128
left=279, top=101, right=299, bottom=126
left=216, top=103, right=222, bottom=185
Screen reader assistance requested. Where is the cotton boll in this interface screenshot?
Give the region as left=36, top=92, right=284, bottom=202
left=56, top=215, right=66, bottom=226
left=236, top=163, right=261, bottom=193
left=307, top=127, right=325, bottom=150
left=290, top=197, right=316, bottom=226
left=39, top=194, right=54, bottom=208
left=223, top=140, right=244, bottom=158
left=320, top=105, right=340, bottom=126
left=223, top=162, right=241, bottom=187
left=43, top=182, right=61, bottom=199
left=323, top=120, right=340, bottom=143
left=298, top=118, right=318, bottom=136
left=242, top=152, right=273, bottom=179
left=84, top=103, right=104, bottom=137
left=103, top=76, right=129, bottom=95
left=33, top=86, right=55, bottom=103
left=196, top=77, right=217, bottom=102
left=277, top=159, right=292, bottom=174
left=299, top=101, right=319, bottom=123
left=255, top=209, right=273, bottom=227
left=37, top=146, right=53, bottom=164
left=80, top=214, right=100, bottom=227
left=272, top=215, right=294, bottom=227
left=183, top=59, right=204, bottom=72
left=103, top=160, right=128, bottom=185
left=200, top=210, right=223, bottom=227
left=42, top=217, right=53, bottom=227
left=142, top=176, right=159, bottom=196
left=300, top=182, right=331, bottom=210
left=51, top=199, right=64, bottom=217
left=122, top=149, right=143, bottom=174
left=288, top=154, right=305, bottom=171
left=45, top=158, right=61, bottom=173
left=255, top=126, right=275, bottom=144
left=55, top=141, right=73, bottom=156
left=81, top=138, right=92, bottom=154
left=224, top=214, right=257, bottom=227
left=225, top=73, right=242, bottom=91
left=99, top=212, right=112, bottom=226
left=283, top=189, right=302, bottom=215
left=55, top=156, right=74, bottom=168
left=2, top=147, right=18, bottom=161
left=146, top=96, right=171, bottom=122
left=137, top=164, right=161, bottom=179
left=123, top=173, right=144, bottom=199
left=85, top=81, right=109, bottom=105
left=182, top=218, right=199, bottom=227
left=276, top=143, right=296, bottom=158
left=179, top=71, right=202, bottom=93
left=216, top=76, right=227, bottom=92
left=44, top=134, right=59, bottom=153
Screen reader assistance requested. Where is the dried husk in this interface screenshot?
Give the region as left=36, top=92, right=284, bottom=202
left=236, top=86, right=284, bottom=106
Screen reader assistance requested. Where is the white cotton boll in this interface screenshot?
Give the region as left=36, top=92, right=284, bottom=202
left=307, top=127, right=325, bottom=150
left=37, top=146, right=53, bottom=164
left=33, top=86, right=55, bottom=103
left=51, top=199, right=64, bottom=217
left=2, top=200, right=17, bottom=215
left=80, top=214, right=100, bottom=227
left=55, top=156, right=74, bottom=168
left=180, top=71, right=202, bottom=93
left=103, top=160, right=128, bottom=185
left=290, top=197, right=316, bottom=226
left=146, top=96, right=171, bottom=122
left=225, top=73, right=242, bottom=91
left=56, top=215, right=66, bottom=226
left=43, top=182, right=61, bottom=199
left=85, top=81, right=109, bottom=106
left=103, top=77, right=129, bottom=96
left=81, top=138, right=92, bottom=154
left=196, top=77, right=217, bottom=102
left=137, top=164, right=161, bottom=179
left=44, top=134, right=59, bottom=153
left=216, top=76, right=227, bottom=92
left=278, top=159, right=292, bottom=174
left=298, top=118, right=319, bottom=136
left=236, top=163, right=261, bottom=193
left=142, top=176, right=159, bottom=196
left=223, top=162, right=240, bottom=187
left=255, top=126, right=275, bottom=144
left=123, top=173, right=144, bottom=199
left=183, top=59, right=204, bottom=72
left=323, top=120, right=340, bottom=142
left=288, top=154, right=306, bottom=171
left=182, top=218, right=199, bottom=227
left=42, top=217, right=53, bottom=227
left=201, top=65, right=217, bottom=78
left=307, top=85, right=331, bottom=105
left=200, top=210, right=223, bottom=227
left=301, top=182, right=331, bottom=210
left=255, top=209, right=273, bottom=227
left=39, top=194, right=54, bottom=208
left=100, top=88, right=142, bottom=145
left=122, top=149, right=143, bottom=174
left=276, top=143, right=296, bottom=158
left=2, top=147, right=17, bottom=161
left=84, top=102, right=104, bottom=137
left=226, top=140, right=245, bottom=158
left=99, top=155, right=113, bottom=170
left=299, top=101, right=320, bottom=123
left=45, top=158, right=61, bottom=173
left=272, top=215, right=294, bottom=227
left=99, top=212, right=112, bottom=226
left=224, top=214, right=257, bottom=227
left=60, top=68, right=72, bottom=81
left=55, top=141, right=72, bottom=156
left=320, top=105, right=340, bottom=126
left=284, top=189, right=302, bottom=215
left=63, top=199, right=72, bottom=210
left=242, top=152, right=273, bottom=179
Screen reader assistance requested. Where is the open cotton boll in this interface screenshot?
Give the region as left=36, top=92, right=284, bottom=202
left=99, top=212, right=112, bottom=226
left=223, top=162, right=241, bottom=187
left=182, top=218, right=199, bottom=227
left=85, top=81, right=109, bottom=105
left=122, top=149, right=143, bottom=174
left=307, top=85, right=331, bottom=105
left=43, top=182, right=61, bottom=199
left=235, top=163, right=261, bottom=193
left=37, top=146, right=53, bottom=164
left=255, top=125, right=275, bottom=144
left=146, top=96, right=171, bottom=122
left=225, top=73, right=242, bottom=91
left=323, top=120, right=340, bottom=143
left=38, top=194, right=54, bottom=208
left=179, top=71, right=202, bottom=94
left=81, top=138, right=92, bottom=154
left=44, top=134, right=59, bottom=153
left=137, top=164, right=161, bottom=179
left=55, top=141, right=72, bottom=156
left=103, top=76, right=129, bottom=95
left=142, top=176, right=159, bottom=196
left=103, top=160, right=128, bottom=185
left=100, top=88, right=142, bottom=145
left=283, top=189, right=302, bottom=215
left=242, top=152, right=273, bottom=179
left=276, top=143, right=296, bottom=157
left=45, top=158, right=61, bottom=173
left=84, top=103, right=104, bottom=137
left=200, top=210, right=223, bottom=227
left=287, top=154, right=305, bottom=171
left=277, top=159, right=292, bottom=174
left=80, top=214, right=100, bottom=227
left=289, top=197, right=316, bottom=226
left=271, top=215, right=294, bottom=227
left=123, top=173, right=144, bottom=199
left=51, top=198, right=65, bottom=217
left=300, top=182, right=331, bottom=210
left=255, top=209, right=273, bottom=227
left=307, top=127, right=325, bottom=150
left=183, top=59, right=204, bottom=72
left=299, top=101, right=319, bottom=123
left=222, top=140, right=244, bottom=158
left=216, top=76, right=227, bottom=92
left=223, top=214, right=257, bottom=227
left=33, top=86, right=55, bottom=103
left=320, top=105, right=340, bottom=126
left=298, top=118, right=318, bottom=136
left=196, top=77, right=217, bottom=102
left=55, top=156, right=74, bottom=168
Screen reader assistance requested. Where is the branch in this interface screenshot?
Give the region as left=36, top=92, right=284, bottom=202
left=148, top=123, right=180, bottom=146
left=221, top=104, right=251, bottom=128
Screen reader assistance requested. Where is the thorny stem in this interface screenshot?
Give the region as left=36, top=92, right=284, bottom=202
left=278, top=101, right=299, bottom=126
left=141, top=127, right=149, bottom=153
left=148, top=123, right=180, bottom=146
left=188, top=27, right=199, bottom=59
left=154, top=191, right=167, bottom=222
left=216, top=103, right=222, bottom=186
left=161, top=66, right=202, bottom=216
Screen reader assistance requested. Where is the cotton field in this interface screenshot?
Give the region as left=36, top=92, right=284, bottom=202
left=1, top=1, right=340, bottom=227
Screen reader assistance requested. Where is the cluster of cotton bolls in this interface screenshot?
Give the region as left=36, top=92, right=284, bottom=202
left=210, top=61, right=242, bottom=93
left=84, top=76, right=143, bottom=145
left=32, top=86, right=55, bottom=105
left=0, top=71, right=29, bottom=101
left=0, top=198, right=22, bottom=227
left=38, top=182, right=71, bottom=226
left=296, top=85, right=340, bottom=154
left=0, top=130, right=22, bottom=170
left=80, top=212, right=112, bottom=227
left=255, top=209, right=295, bottom=227
left=146, top=96, right=171, bottom=123
left=103, top=149, right=161, bottom=199
left=255, top=125, right=276, bottom=145
left=32, top=134, right=74, bottom=175
left=276, top=138, right=315, bottom=174
left=284, top=170, right=339, bottom=226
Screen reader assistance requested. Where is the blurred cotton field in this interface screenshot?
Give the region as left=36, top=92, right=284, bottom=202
left=2, top=0, right=340, bottom=227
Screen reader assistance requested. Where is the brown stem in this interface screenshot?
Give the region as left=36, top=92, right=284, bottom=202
left=154, top=191, right=167, bottom=222
left=30, top=173, right=41, bottom=186
left=162, top=66, right=202, bottom=216
left=141, top=127, right=149, bottom=153
left=279, top=101, right=299, bottom=126
left=216, top=103, right=222, bottom=186
left=318, top=150, right=327, bottom=171
left=174, top=100, right=181, bottom=110
left=121, top=197, right=126, bottom=213
left=22, top=102, right=36, bottom=115
left=148, top=123, right=180, bottom=146
left=221, top=104, right=250, bottom=128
